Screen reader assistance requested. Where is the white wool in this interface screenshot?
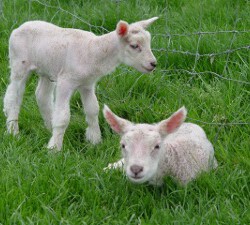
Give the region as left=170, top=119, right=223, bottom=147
left=103, top=105, right=217, bottom=186
left=3, top=17, right=158, bottom=150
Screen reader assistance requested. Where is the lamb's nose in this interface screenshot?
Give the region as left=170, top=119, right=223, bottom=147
left=150, top=62, right=157, bottom=68
left=130, top=165, right=143, bottom=175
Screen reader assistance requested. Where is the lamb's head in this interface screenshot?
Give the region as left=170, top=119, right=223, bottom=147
left=103, top=105, right=187, bottom=184
left=116, top=17, right=158, bottom=73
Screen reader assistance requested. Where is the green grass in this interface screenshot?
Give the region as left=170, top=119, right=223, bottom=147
left=0, top=0, right=250, bottom=224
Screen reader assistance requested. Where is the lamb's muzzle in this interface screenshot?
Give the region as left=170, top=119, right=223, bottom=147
left=130, top=165, right=144, bottom=177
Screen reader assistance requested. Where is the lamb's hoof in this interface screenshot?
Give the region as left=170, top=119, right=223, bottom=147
left=86, top=127, right=102, bottom=144
left=7, top=120, right=19, bottom=136
left=47, top=138, right=62, bottom=152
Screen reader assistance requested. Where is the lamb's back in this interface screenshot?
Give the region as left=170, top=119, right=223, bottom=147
left=161, top=123, right=216, bottom=184
left=9, top=21, right=96, bottom=79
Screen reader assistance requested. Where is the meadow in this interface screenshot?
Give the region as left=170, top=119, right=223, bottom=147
left=0, top=0, right=249, bottom=224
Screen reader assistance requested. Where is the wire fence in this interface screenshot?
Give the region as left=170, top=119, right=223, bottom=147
left=6, top=0, right=250, bottom=128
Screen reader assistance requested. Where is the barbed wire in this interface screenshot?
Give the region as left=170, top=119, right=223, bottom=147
left=159, top=69, right=250, bottom=85
left=154, top=30, right=250, bottom=37
left=153, top=45, right=250, bottom=57
left=29, top=0, right=110, bottom=32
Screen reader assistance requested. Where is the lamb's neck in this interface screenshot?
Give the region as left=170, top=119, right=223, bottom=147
left=92, top=31, right=122, bottom=75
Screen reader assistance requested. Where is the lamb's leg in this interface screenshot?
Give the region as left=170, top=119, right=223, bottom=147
left=104, top=158, right=125, bottom=171
left=78, top=85, right=101, bottom=144
left=4, top=69, right=30, bottom=135
left=47, top=79, right=75, bottom=151
left=35, top=77, right=55, bottom=130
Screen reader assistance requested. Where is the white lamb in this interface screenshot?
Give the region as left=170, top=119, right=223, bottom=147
left=103, top=105, right=218, bottom=186
left=3, top=17, right=158, bottom=150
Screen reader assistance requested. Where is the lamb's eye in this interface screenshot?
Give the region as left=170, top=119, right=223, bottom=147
left=121, top=144, right=127, bottom=155
left=151, top=144, right=160, bottom=157
left=130, top=44, right=139, bottom=49
left=154, top=144, right=160, bottom=150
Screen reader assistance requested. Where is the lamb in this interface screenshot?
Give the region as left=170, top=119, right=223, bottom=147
left=103, top=105, right=218, bottom=186
left=3, top=17, right=158, bottom=150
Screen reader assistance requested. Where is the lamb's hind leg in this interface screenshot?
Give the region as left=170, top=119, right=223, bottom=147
left=3, top=64, right=30, bottom=135
left=35, top=77, right=55, bottom=130
left=47, top=79, right=75, bottom=151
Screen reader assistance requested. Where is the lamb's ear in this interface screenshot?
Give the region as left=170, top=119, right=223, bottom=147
left=134, top=17, right=159, bottom=29
left=103, top=105, right=131, bottom=134
left=157, top=106, right=187, bottom=136
left=116, top=20, right=129, bottom=38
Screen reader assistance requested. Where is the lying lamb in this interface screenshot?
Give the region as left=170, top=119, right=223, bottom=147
left=3, top=17, right=158, bottom=150
left=103, top=105, right=217, bottom=186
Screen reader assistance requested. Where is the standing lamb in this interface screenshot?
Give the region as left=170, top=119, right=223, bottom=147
left=103, top=105, right=217, bottom=186
left=3, top=17, right=158, bottom=150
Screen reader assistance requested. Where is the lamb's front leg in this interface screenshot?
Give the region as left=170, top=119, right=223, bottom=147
left=47, top=80, right=75, bottom=151
left=4, top=71, right=29, bottom=135
left=78, top=85, right=101, bottom=144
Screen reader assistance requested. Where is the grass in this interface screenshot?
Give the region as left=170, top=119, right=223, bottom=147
left=0, top=0, right=249, bottom=224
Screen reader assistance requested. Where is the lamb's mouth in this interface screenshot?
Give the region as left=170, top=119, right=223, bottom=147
left=142, top=65, right=155, bottom=72
left=129, top=175, right=145, bottom=183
